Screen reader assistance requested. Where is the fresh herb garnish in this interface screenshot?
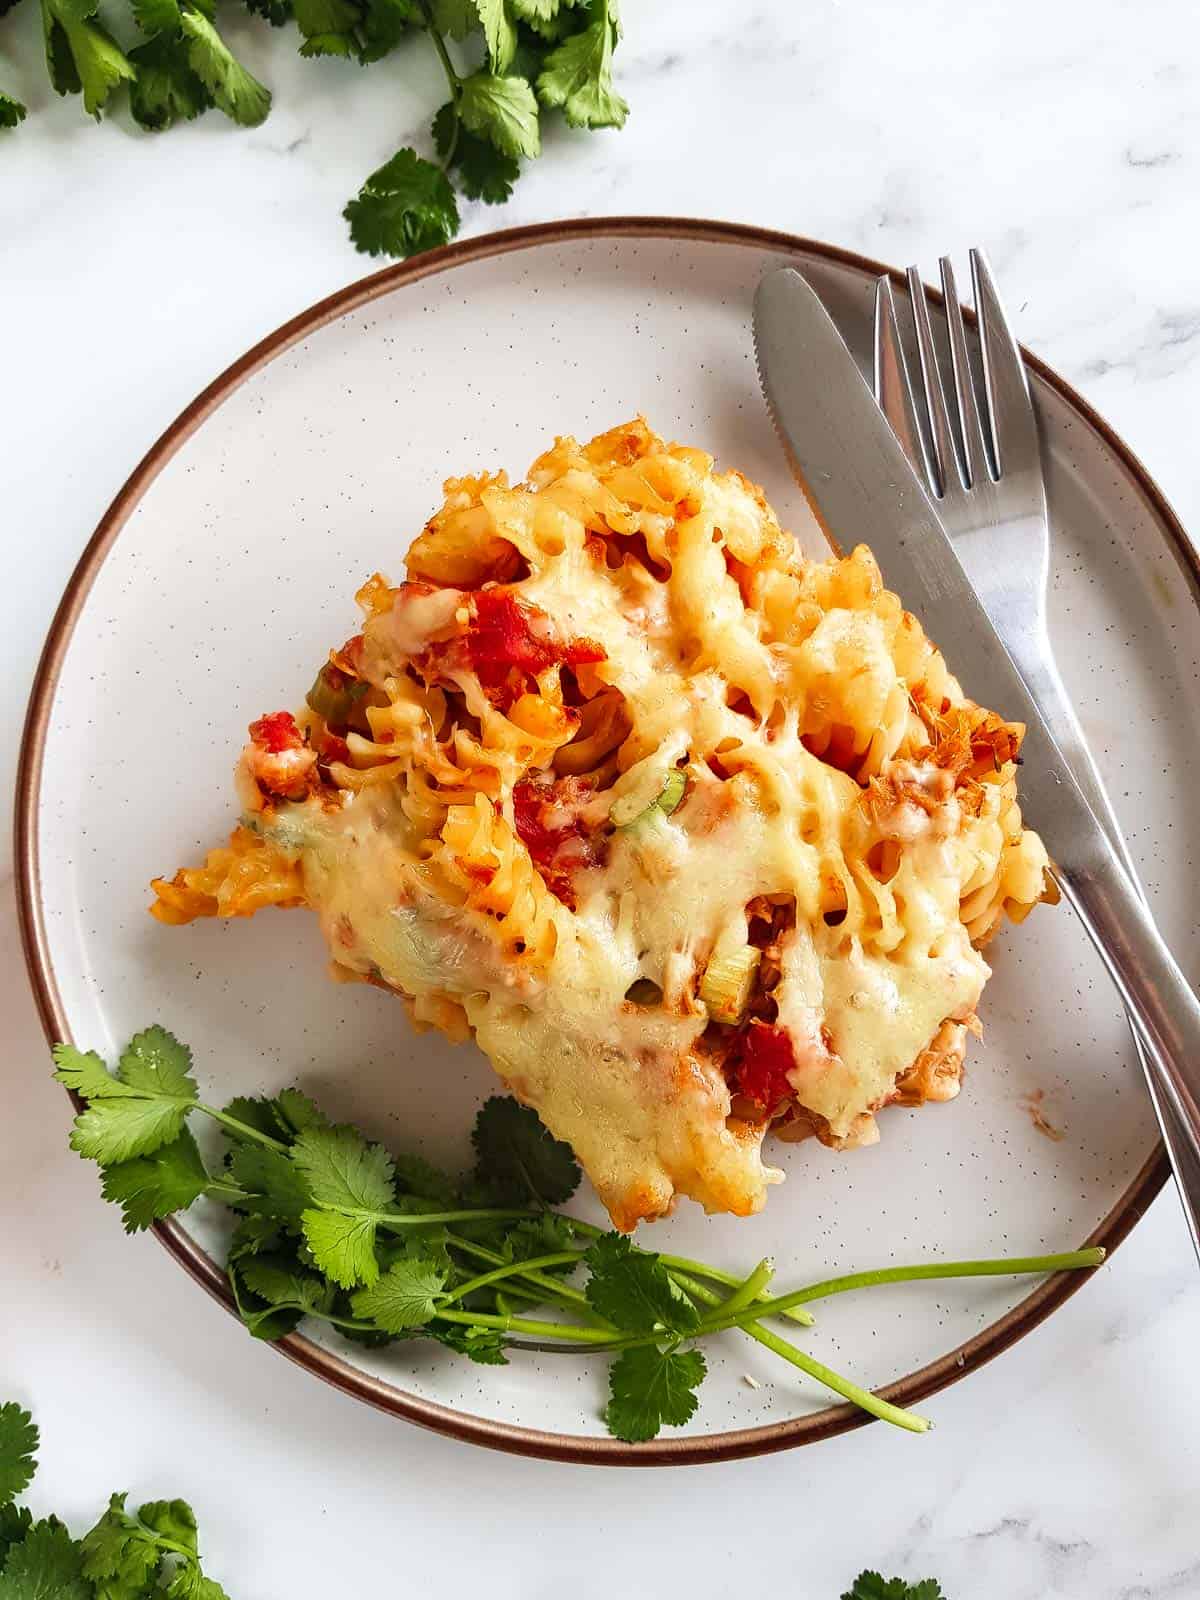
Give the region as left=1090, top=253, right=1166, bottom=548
left=0, top=1403, right=231, bottom=1599
left=1, top=0, right=627, bottom=259
left=842, top=1575, right=947, bottom=1600
left=54, top=1027, right=1105, bottom=1444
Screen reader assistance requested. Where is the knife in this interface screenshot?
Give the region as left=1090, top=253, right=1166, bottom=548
left=753, top=264, right=1200, bottom=1156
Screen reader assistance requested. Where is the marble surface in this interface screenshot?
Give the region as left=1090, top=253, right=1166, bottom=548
left=5, top=0, right=1200, bottom=1594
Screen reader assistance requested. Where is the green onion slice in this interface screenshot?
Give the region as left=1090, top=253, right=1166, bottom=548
left=699, top=944, right=761, bottom=1025
left=610, top=765, right=687, bottom=829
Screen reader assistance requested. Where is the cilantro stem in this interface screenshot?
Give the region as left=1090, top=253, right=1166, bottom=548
left=439, top=1251, right=584, bottom=1306
left=563, top=1218, right=812, bottom=1327
left=205, top=1177, right=251, bottom=1204
left=444, top=1231, right=596, bottom=1313
left=130, top=1515, right=205, bottom=1563
left=374, top=1206, right=534, bottom=1229
left=197, top=1103, right=289, bottom=1152
left=436, top=1309, right=618, bottom=1344
left=424, top=18, right=460, bottom=98
left=292, top=1305, right=376, bottom=1334
left=715, top=1257, right=774, bottom=1320
left=418, top=2, right=462, bottom=170
left=735, top=1317, right=931, bottom=1434
left=699, top=1249, right=1106, bottom=1329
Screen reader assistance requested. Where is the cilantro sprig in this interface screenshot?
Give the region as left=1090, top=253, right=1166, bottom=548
left=1, top=0, right=627, bottom=259
left=842, top=1576, right=947, bottom=1600
left=0, top=1403, right=231, bottom=1599
left=54, top=1027, right=1105, bottom=1445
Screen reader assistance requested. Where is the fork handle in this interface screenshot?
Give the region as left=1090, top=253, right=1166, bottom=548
left=1056, top=834, right=1200, bottom=1155
left=1017, top=645, right=1200, bottom=1261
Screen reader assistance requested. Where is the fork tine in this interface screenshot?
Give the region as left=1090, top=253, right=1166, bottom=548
left=873, top=276, right=938, bottom=492
left=906, top=265, right=962, bottom=494
left=971, top=247, right=1041, bottom=480
left=939, top=257, right=993, bottom=485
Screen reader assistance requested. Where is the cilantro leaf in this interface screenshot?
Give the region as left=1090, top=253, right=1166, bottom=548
left=0, top=1517, right=89, bottom=1600
left=52, top=1044, right=133, bottom=1101
left=502, top=1212, right=577, bottom=1271
left=300, top=1210, right=380, bottom=1289
left=221, top=1089, right=328, bottom=1156
left=351, top=1257, right=447, bottom=1331
left=98, top=1128, right=210, bottom=1232
left=474, top=0, right=516, bottom=72
left=291, top=1124, right=394, bottom=1211
left=0, top=1506, right=33, bottom=1570
left=139, top=1500, right=197, bottom=1555
left=0, top=93, right=27, bottom=128
left=55, top=1031, right=201, bottom=1165
left=118, top=1027, right=199, bottom=1100
left=431, top=97, right=456, bottom=156
left=0, top=1407, right=37, bottom=1507
left=272, top=1087, right=329, bottom=1137
left=357, top=0, right=413, bottom=59
left=343, top=147, right=459, bottom=258
left=81, top=1499, right=230, bottom=1600
left=227, top=1214, right=286, bottom=1259
left=292, top=0, right=359, bottom=53
left=841, top=1576, right=947, bottom=1600
left=164, top=1569, right=232, bottom=1600
left=470, top=1096, right=579, bottom=1204
left=536, top=0, right=626, bottom=128
left=431, top=1324, right=508, bottom=1364
left=78, top=1494, right=160, bottom=1595
left=55, top=1031, right=203, bottom=1165
left=39, top=0, right=137, bottom=118
left=220, top=1095, right=287, bottom=1142
left=458, top=70, right=539, bottom=157
left=427, top=0, right=472, bottom=37
left=390, top=1149, right=457, bottom=1205
left=242, top=0, right=292, bottom=24
left=128, top=32, right=211, bottom=128
left=130, top=0, right=180, bottom=34
left=179, top=9, right=271, bottom=126
left=603, top=1346, right=706, bottom=1442
left=584, top=1233, right=699, bottom=1334
left=238, top=1256, right=329, bottom=1313
left=455, top=133, right=518, bottom=202
left=226, top=1141, right=311, bottom=1221
left=432, top=102, right=517, bottom=203
left=511, top=0, right=563, bottom=20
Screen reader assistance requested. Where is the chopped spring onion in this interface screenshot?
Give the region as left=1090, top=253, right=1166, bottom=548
left=699, top=944, right=762, bottom=1025
left=610, top=766, right=687, bottom=829
left=306, top=663, right=368, bottom=727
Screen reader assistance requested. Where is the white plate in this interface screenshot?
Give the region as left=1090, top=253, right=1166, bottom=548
left=21, top=220, right=1192, bottom=1464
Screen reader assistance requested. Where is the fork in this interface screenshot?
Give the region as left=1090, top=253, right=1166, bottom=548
left=873, top=250, right=1200, bottom=1263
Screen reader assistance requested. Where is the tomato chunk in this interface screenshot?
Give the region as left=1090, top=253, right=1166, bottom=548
left=730, top=1022, right=797, bottom=1113
left=513, top=775, right=602, bottom=908
left=462, top=591, right=605, bottom=709
left=249, top=710, right=303, bottom=753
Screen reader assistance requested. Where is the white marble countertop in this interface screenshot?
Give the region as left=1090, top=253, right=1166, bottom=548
left=5, top=0, right=1200, bottom=1594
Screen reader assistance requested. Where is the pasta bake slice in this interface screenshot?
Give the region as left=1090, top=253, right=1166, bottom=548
left=151, top=418, right=1054, bottom=1230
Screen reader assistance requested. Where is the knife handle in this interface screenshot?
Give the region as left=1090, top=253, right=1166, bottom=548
left=1055, top=827, right=1200, bottom=1153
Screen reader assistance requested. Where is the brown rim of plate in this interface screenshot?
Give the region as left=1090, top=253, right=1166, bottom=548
left=16, top=216, right=1180, bottom=1467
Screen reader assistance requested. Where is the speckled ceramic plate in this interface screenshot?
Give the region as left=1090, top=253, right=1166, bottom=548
left=20, top=220, right=1192, bottom=1464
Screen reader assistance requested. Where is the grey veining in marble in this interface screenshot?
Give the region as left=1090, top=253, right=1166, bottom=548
left=4, top=2, right=1200, bottom=1596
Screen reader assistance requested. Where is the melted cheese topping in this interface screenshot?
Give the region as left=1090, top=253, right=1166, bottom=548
left=152, top=419, right=1053, bottom=1230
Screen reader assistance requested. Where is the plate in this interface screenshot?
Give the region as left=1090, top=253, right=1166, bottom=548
left=19, top=219, right=1190, bottom=1464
